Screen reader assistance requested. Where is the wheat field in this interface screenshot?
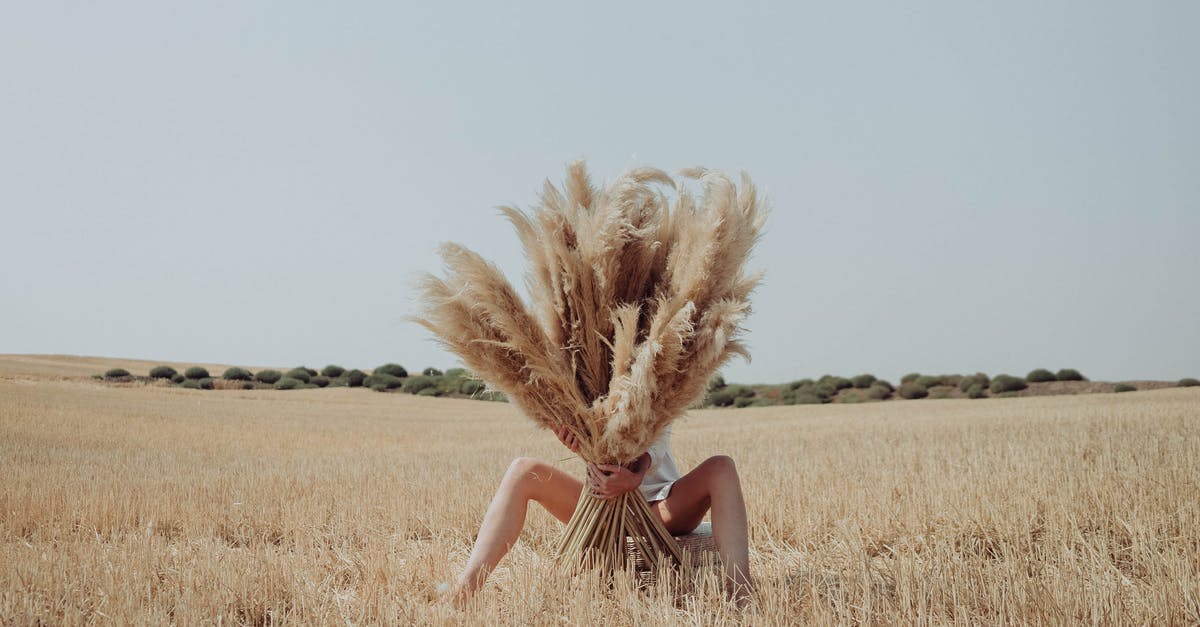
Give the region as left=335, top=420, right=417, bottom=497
left=2, top=357, right=1198, bottom=625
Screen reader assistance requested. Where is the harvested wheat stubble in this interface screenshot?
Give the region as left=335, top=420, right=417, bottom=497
left=414, top=162, right=765, bottom=573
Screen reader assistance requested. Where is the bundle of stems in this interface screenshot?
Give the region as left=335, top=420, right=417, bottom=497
left=414, top=162, right=763, bottom=574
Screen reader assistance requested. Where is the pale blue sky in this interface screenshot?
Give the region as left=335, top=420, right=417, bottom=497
left=2, top=1, right=1197, bottom=384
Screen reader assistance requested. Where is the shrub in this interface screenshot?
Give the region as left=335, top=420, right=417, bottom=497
left=1027, top=368, right=1056, bottom=383
left=1114, top=383, right=1137, bottom=393
left=364, top=373, right=403, bottom=390
left=255, top=369, right=282, bottom=384
left=966, top=383, right=986, bottom=399
left=104, top=368, right=130, bottom=378
left=370, top=384, right=389, bottom=392
left=303, top=367, right=318, bottom=377
left=708, top=385, right=754, bottom=407
left=958, top=373, right=989, bottom=392
left=850, top=374, right=876, bottom=389
left=460, top=379, right=486, bottom=396
left=242, top=382, right=256, bottom=390
left=791, top=391, right=825, bottom=405
left=321, top=365, right=345, bottom=378
left=898, top=383, right=928, bottom=399
left=170, top=374, right=185, bottom=384
left=818, top=375, right=853, bottom=391
left=402, top=375, right=439, bottom=394
left=1179, top=378, right=1200, bottom=387
left=285, top=368, right=311, bottom=383
left=149, top=366, right=177, bottom=379
left=900, top=373, right=920, bottom=384
left=275, top=377, right=302, bottom=390
left=707, top=374, right=726, bottom=392
left=179, top=379, right=202, bottom=389
left=222, top=367, right=252, bottom=381
left=198, top=378, right=214, bottom=390
left=867, top=384, right=891, bottom=400
left=915, top=375, right=942, bottom=389
left=345, top=369, right=366, bottom=387
left=184, top=367, right=210, bottom=380
left=734, top=395, right=759, bottom=408
left=1056, top=368, right=1085, bottom=381
left=422, top=367, right=443, bottom=377
left=990, top=375, right=1027, bottom=394
left=786, top=379, right=814, bottom=390
left=417, top=387, right=443, bottom=397
left=310, top=375, right=330, bottom=388
left=375, top=363, right=408, bottom=378
left=872, top=379, right=894, bottom=392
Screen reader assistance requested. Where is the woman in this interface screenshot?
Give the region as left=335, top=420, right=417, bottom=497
left=446, top=426, right=752, bottom=604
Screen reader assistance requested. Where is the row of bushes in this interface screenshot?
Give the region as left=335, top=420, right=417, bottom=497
left=102, top=363, right=504, bottom=401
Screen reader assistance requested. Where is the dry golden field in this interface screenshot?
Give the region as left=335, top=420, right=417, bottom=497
left=2, top=356, right=1198, bottom=625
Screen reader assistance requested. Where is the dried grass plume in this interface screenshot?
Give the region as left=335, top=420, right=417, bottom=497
left=413, top=162, right=765, bottom=465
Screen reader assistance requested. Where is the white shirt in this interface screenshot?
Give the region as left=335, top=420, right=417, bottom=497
left=638, top=427, right=682, bottom=502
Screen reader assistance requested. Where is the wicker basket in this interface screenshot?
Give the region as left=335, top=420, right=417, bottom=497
left=625, top=521, right=717, bottom=586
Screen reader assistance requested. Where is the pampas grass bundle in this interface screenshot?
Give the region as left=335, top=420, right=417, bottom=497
left=414, top=161, right=764, bottom=574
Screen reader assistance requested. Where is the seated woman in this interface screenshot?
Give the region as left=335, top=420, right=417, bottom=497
left=447, top=426, right=752, bottom=604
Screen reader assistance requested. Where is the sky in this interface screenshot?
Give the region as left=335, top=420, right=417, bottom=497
left=2, top=1, right=1198, bottom=385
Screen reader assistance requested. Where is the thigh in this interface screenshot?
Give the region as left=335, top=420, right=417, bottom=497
left=522, top=461, right=585, bottom=524
left=650, top=466, right=714, bottom=535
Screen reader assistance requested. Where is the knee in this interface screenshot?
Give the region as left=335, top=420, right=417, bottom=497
left=703, top=455, right=739, bottom=479
left=502, top=457, right=548, bottom=489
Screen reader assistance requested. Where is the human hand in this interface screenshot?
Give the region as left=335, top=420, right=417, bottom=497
left=586, top=462, right=643, bottom=500
left=554, top=425, right=581, bottom=453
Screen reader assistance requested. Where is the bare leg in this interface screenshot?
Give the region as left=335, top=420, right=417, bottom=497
left=450, top=457, right=582, bottom=600
left=652, top=455, right=752, bottom=604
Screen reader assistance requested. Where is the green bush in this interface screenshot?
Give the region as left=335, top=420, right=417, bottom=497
left=310, top=375, right=330, bottom=388
left=791, top=391, right=825, bottom=405
left=149, top=366, right=177, bottom=379
left=285, top=368, right=311, bottom=383
left=242, top=382, right=256, bottom=390
left=707, top=374, right=726, bottom=392
left=915, top=375, right=942, bottom=389
left=898, top=383, right=928, bottom=399
left=460, top=379, right=486, bottom=396
left=872, top=379, right=894, bottom=392
left=321, top=365, right=345, bottom=378
left=1056, top=368, right=1085, bottom=382
left=179, top=379, right=202, bottom=389
left=900, top=373, right=920, bottom=384
left=867, top=384, right=891, bottom=400
left=850, top=374, right=876, bottom=389
left=1179, top=378, right=1200, bottom=388
left=222, top=367, right=252, bottom=381
left=417, top=387, right=443, bottom=397
left=184, top=367, right=210, bottom=380
left=1027, top=368, right=1056, bottom=383
left=170, top=374, right=185, bottom=384
left=274, top=377, right=302, bottom=390
left=708, top=385, right=754, bottom=407
left=326, top=376, right=348, bottom=388
left=303, top=367, right=318, bottom=377
left=966, top=383, right=986, bottom=399
left=786, top=379, right=815, bottom=390
left=364, top=373, right=403, bottom=390
left=198, top=378, right=214, bottom=390
left=989, top=375, right=1027, bottom=394
left=255, top=369, right=282, bottom=384
left=104, top=368, right=130, bottom=378
left=346, top=369, right=366, bottom=387
left=422, top=367, right=443, bottom=377
left=402, top=375, right=439, bottom=394
left=375, top=363, right=408, bottom=378
left=1114, top=383, right=1137, bottom=393
left=958, top=373, right=990, bottom=392
left=733, top=395, right=759, bottom=408
left=818, top=375, right=853, bottom=391
left=370, top=384, right=389, bottom=392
